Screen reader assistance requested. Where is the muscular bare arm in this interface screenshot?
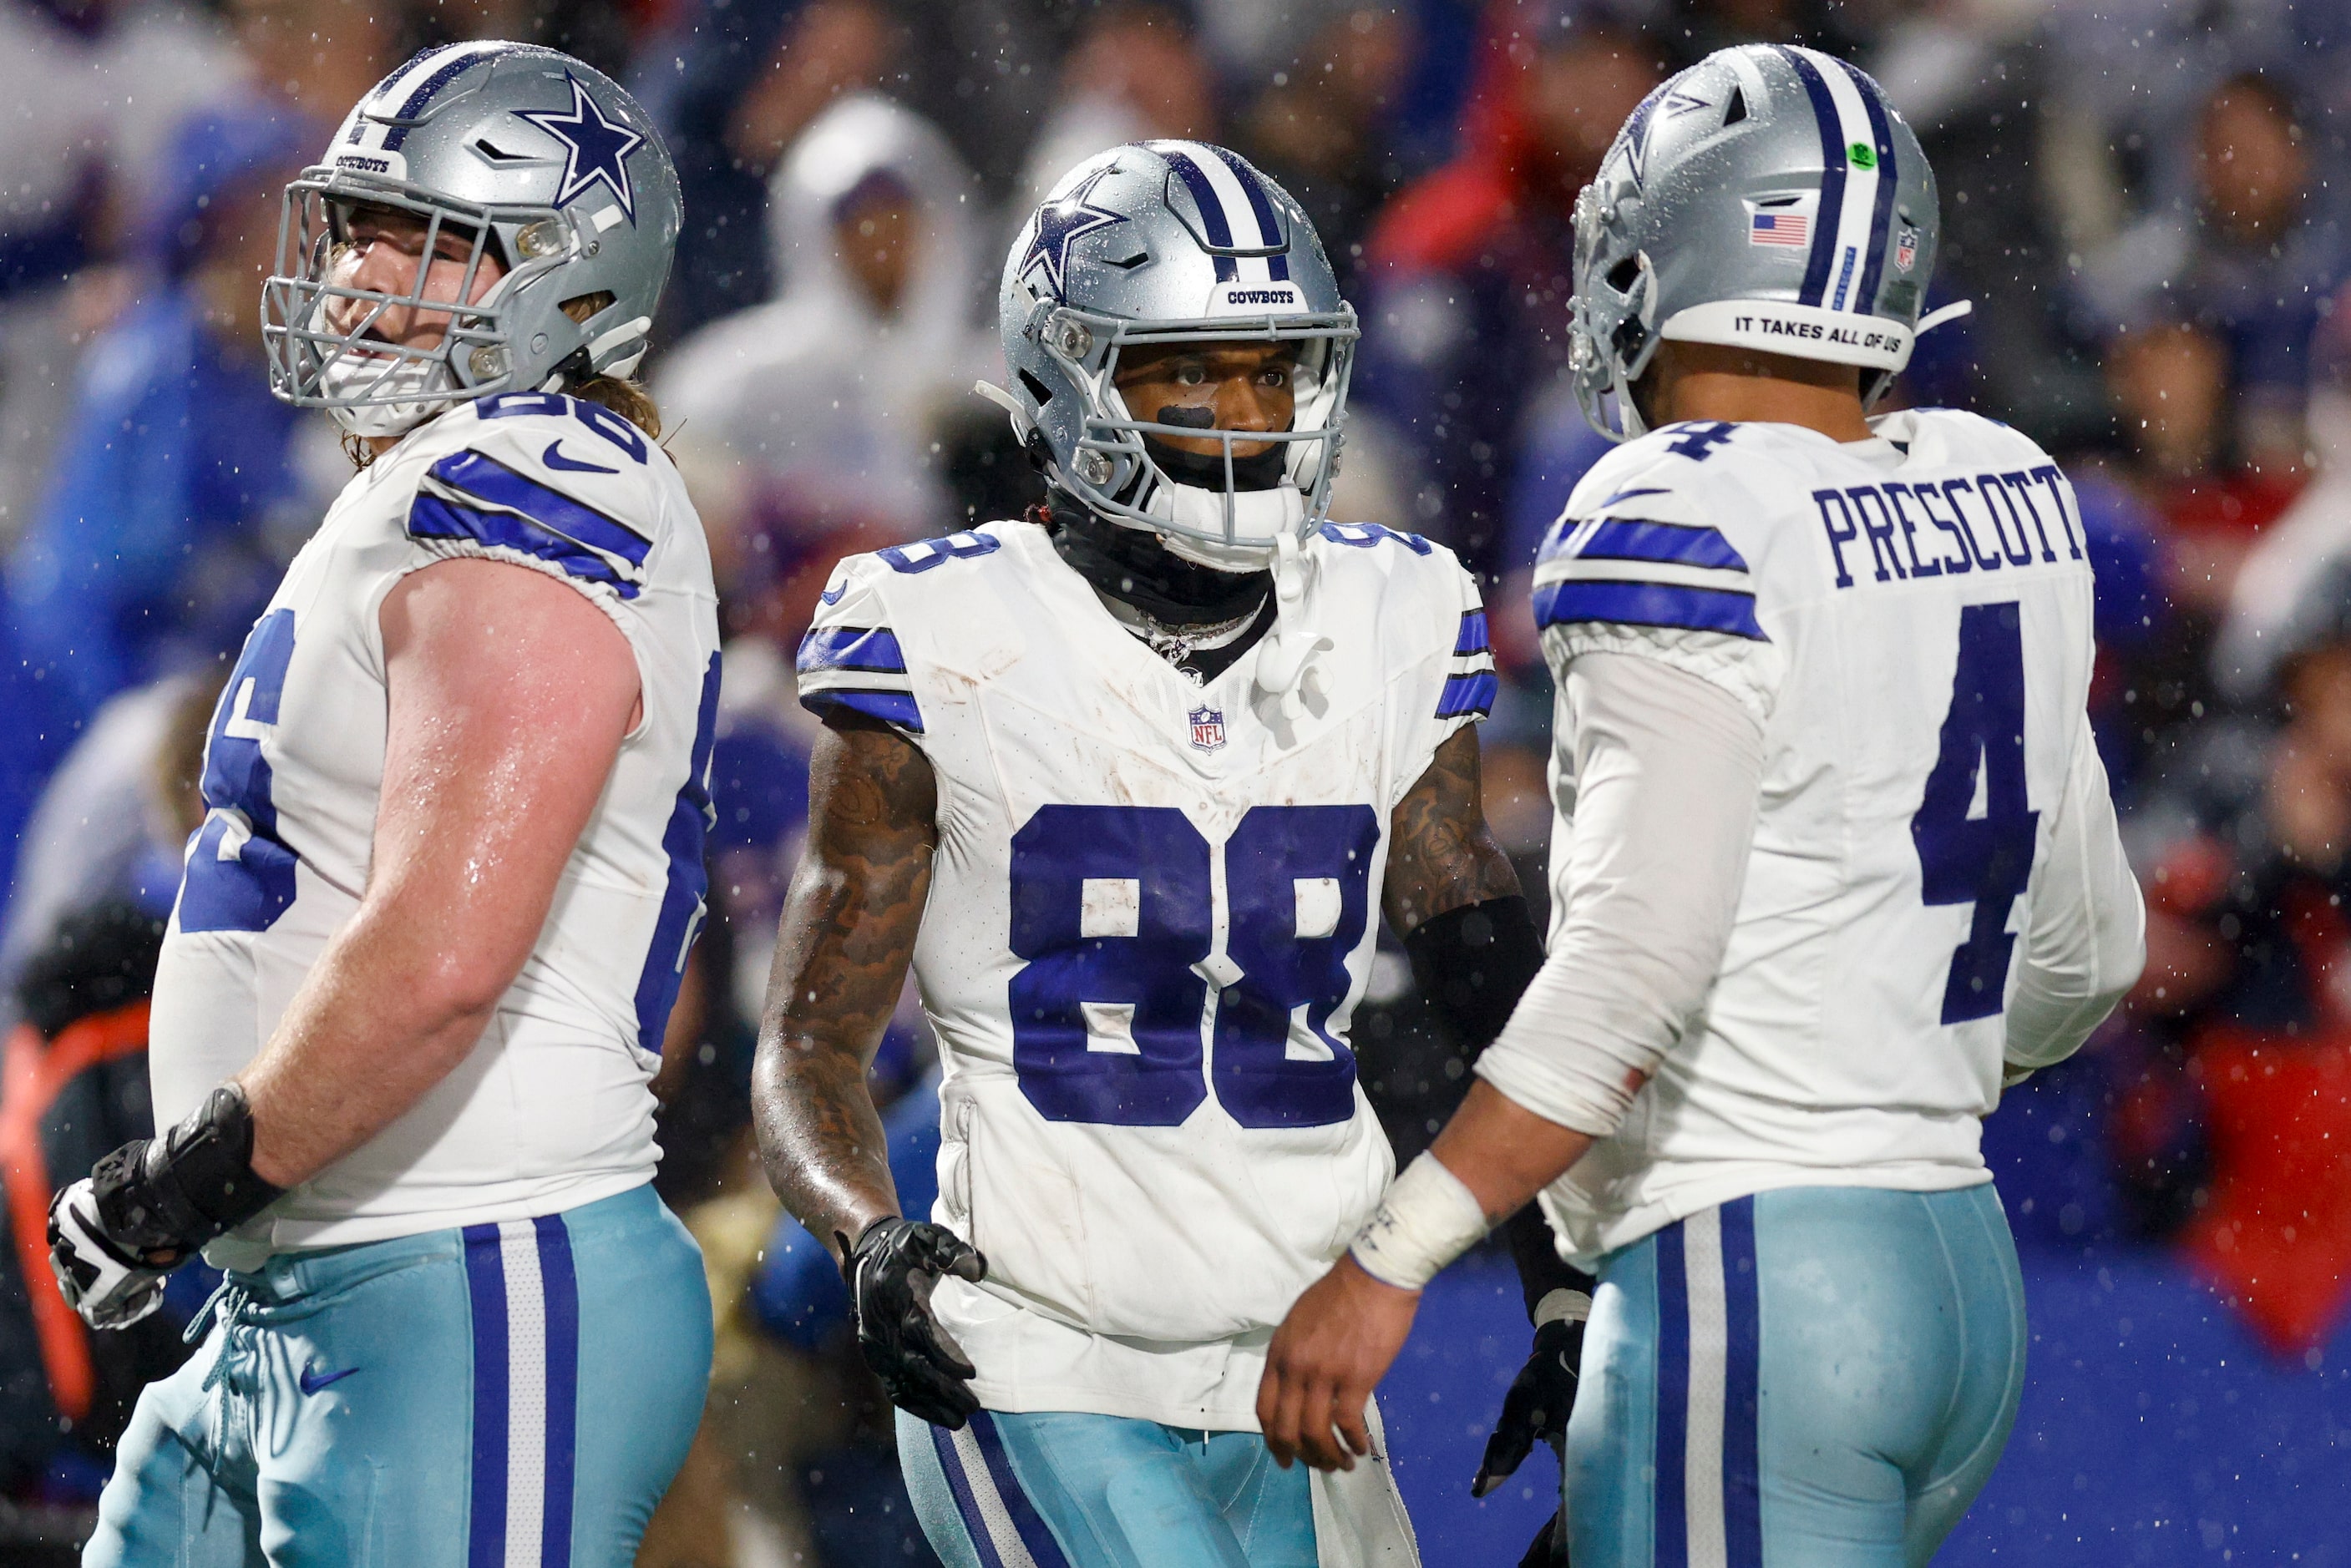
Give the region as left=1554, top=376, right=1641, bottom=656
left=751, top=711, right=938, bottom=1263
left=240, top=558, right=640, bottom=1186
left=1381, top=726, right=1523, bottom=937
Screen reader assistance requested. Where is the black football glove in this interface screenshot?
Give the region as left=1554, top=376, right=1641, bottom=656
left=48, top=1084, right=283, bottom=1330
left=840, top=1216, right=988, bottom=1429
left=1473, top=1312, right=1585, bottom=1567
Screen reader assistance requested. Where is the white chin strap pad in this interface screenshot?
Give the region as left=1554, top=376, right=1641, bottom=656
left=1158, top=482, right=1305, bottom=569
left=321, top=352, right=463, bottom=438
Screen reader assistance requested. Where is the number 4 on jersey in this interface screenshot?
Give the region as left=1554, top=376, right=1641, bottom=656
left=1912, top=601, right=2039, bottom=1024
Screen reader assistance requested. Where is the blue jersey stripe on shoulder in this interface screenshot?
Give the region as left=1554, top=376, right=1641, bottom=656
left=798, top=625, right=907, bottom=675
left=1436, top=670, right=1497, bottom=719
left=408, top=493, right=643, bottom=599
left=1454, top=609, right=1490, bottom=655
left=1578, top=519, right=1749, bottom=572
left=803, top=686, right=924, bottom=734
left=1535, top=579, right=1766, bottom=640
left=427, top=449, right=652, bottom=568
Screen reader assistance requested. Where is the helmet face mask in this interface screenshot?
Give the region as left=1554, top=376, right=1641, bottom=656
left=262, top=43, right=680, bottom=438
left=1568, top=44, right=1943, bottom=443
left=1039, top=303, right=1356, bottom=565
left=267, top=179, right=555, bottom=430
left=995, top=144, right=1360, bottom=568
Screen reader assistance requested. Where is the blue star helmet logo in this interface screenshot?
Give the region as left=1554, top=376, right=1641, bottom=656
left=1021, top=165, right=1129, bottom=300
left=1615, top=80, right=1674, bottom=186
left=514, top=77, right=646, bottom=225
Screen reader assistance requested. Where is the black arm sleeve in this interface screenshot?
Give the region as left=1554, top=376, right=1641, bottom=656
left=1401, top=895, right=1595, bottom=1322
left=1403, top=895, right=1547, bottom=1050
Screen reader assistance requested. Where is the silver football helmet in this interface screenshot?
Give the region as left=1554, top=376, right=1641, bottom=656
left=263, top=43, right=681, bottom=436
left=1571, top=43, right=1968, bottom=442
left=983, top=141, right=1358, bottom=569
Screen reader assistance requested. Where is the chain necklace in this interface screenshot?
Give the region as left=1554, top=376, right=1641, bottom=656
left=1132, top=604, right=1260, bottom=676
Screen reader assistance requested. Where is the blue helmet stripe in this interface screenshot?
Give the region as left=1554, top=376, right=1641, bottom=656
left=1158, top=147, right=1239, bottom=282
left=1772, top=47, right=1846, bottom=309
left=1839, top=58, right=1899, bottom=316
left=1205, top=146, right=1290, bottom=282
left=384, top=43, right=512, bottom=151
left=352, top=44, right=458, bottom=143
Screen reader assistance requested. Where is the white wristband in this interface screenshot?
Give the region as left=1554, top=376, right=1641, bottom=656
left=1348, top=1152, right=1491, bottom=1290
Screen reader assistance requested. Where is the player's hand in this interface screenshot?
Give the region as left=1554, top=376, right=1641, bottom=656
left=841, top=1216, right=988, bottom=1429
left=1259, top=1253, right=1420, bottom=1473
left=1473, top=1314, right=1583, bottom=1495
left=48, top=1176, right=170, bottom=1330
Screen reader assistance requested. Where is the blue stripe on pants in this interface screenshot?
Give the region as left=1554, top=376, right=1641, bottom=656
left=535, top=1216, right=580, bottom=1568
left=85, top=1186, right=707, bottom=1568
left=465, top=1218, right=583, bottom=1567
left=1721, top=1199, right=1764, bottom=1568
left=929, top=1421, right=1011, bottom=1568
left=1654, top=1222, right=1689, bottom=1568
left=1654, top=1204, right=1766, bottom=1565
left=901, top=1407, right=1315, bottom=1568
left=1567, top=1187, right=2028, bottom=1568
left=968, top=1414, right=1074, bottom=1567
left=464, top=1225, right=510, bottom=1568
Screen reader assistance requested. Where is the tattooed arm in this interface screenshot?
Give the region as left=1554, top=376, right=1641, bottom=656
left=1383, top=725, right=1523, bottom=935
left=752, top=711, right=937, bottom=1263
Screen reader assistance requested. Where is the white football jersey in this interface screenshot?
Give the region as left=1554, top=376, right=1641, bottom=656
left=798, top=518, right=1491, bottom=1428
left=1526, top=409, right=2106, bottom=1260
left=149, top=392, right=722, bottom=1264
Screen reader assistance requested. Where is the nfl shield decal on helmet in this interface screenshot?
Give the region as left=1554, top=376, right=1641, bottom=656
left=1188, top=705, right=1227, bottom=751
left=1897, top=227, right=1918, bottom=272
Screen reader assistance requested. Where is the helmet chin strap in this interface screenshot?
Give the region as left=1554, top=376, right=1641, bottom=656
left=321, top=352, right=462, bottom=438
left=1252, top=530, right=1332, bottom=723
left=1158, top=483, right=1306, bottom=570
left=1129, top=446, right=1329, bottom=719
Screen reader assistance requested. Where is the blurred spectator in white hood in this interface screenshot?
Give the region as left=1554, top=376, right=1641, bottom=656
left=657, top=92, right=987, bottom=638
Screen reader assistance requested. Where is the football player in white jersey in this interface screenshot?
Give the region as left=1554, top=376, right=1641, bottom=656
left=1263, top=44, right=2147, bottom=1567
left=45, top=46, right=722, bottom=1565
left=753, top=141, right=1592, bottom=1567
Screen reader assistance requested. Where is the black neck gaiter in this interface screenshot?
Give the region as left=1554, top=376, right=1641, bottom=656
left=1041, top=488, right=1272, bottom=626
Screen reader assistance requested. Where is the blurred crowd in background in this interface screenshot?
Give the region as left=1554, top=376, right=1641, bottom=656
left=2, top=0, right=2349, bottom=1560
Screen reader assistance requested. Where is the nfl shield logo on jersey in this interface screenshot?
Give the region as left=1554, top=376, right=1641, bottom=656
left=1896, top=227, right=1918, bottom=271
left=1188, top=705, right=1227, bottom=751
